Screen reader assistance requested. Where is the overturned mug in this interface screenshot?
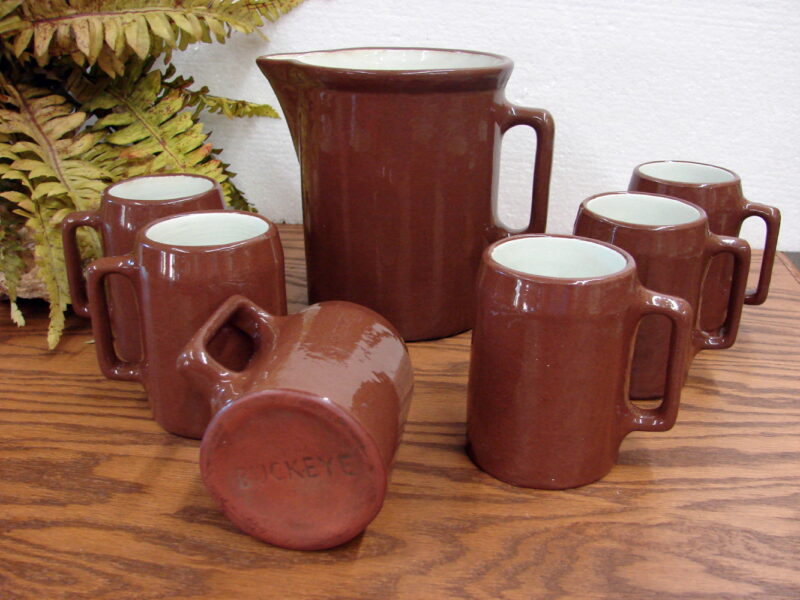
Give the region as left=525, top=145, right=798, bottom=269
left=467, top=235, right=693, bottom=489
left=178, top=295, right=413, bottom=551
left=629, top=160, right=780, bottom=331
left=86, top=211, right=286, bottom=439
left=259, top=47, right=554, bottom=341
left=574, top=192, right=751, bottom=398
left=63, top=173, right=224, bottom=362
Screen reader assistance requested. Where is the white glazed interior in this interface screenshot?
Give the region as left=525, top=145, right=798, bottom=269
left=110, top=175, right=214, bottom=201
left=638, top=161, right=736, bottom=184
left=491, top=236, right=627, bottom=278
left=586, top=193, right=701, bottom=226
left=266, top=48, right=504, bottom=70
left=145, top=212, right=269, bottom=246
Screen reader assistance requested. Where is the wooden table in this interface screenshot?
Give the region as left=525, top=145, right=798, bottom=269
left=1, top=225, right=799, bottom=599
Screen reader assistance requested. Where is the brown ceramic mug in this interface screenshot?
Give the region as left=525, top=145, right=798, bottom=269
left=258, top=47, right=554, bottom=341
left=629, top=161, right=780, bottom=331
left=467, top=235, right=693, bottom=489
left=177, top=294, right=413, bottom=551
left=62, top=174, right=224, bottom=362
left=575, top=192, right=751, bottom=398
left=86, top=211, right=286, bottom=439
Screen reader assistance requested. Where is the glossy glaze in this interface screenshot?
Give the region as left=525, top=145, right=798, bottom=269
left=257, top=47, right=555, bottom=341
left=178, top=294, right=413, bottom=551
left=629, top=160, right=780, bottom=331
left=467, top=235, right=693, bottom=489
left=86, top=211, right=286, bottom=439
left=574, top=192, right=751, bottom=398
left=62, top=174, right=223, bottom=362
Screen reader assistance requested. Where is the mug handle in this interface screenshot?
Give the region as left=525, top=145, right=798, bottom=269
left=177, top=294, right=275, bottom=405
left=623, top=290, right=693, bottom=433
left=699, top=234, right=751, bottom=350
left=741, top=201, right=781, bottom=305
left=86, top=255, right=142, bottom=382
left=498, top=104, right=555, bottom=234
left=61, top=211, right=102, bottom=317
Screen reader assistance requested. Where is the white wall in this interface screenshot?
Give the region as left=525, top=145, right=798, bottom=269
left=170, top=0, right=800, bottom=250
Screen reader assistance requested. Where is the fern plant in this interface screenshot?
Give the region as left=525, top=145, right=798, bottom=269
left=0, top=0, right=301, bottom=347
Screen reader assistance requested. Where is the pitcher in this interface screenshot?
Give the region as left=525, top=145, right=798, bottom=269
left=258, top=47, right=555, bottom=341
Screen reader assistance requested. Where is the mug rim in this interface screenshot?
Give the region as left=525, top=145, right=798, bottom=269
left=581, top=191, right=708, bottom=232
left=633, top=160, right=741, bottom=188
left=139, top=210, right=274, bottom=251
left=484, top=233, right=637, bottom=284
left=103, top=173, right=222, bottom=207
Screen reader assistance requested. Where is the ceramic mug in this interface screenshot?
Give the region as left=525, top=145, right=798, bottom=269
left=467, top=235, right=693, bottom=489
left=259, top=47, right=555, bottom=341
left=86, top=211, right=286, bottom=439
left=574, top=192, right=751, bottom=399
left=629, top=161, right=780, bottom=331
left=178, top=294, right=413, bottom=551
left=62, top=173, right=224, bottom=362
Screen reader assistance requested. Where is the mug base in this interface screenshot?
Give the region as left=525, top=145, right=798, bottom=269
left=465, top=441, right=614, bottom=491
left=200, top=389, right=387, bottom=551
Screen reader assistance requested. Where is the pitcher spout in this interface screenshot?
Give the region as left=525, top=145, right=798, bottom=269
left=256, top=54, right=303, bottom=156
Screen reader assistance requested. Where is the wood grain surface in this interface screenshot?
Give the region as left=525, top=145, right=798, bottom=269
left=1, top=225, right=798, bottom=600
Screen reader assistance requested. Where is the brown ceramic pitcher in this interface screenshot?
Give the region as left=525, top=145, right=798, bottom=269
left=178, top=294, right=413, bottom=551
left=62, top=173, right=224, bottom=362
left=629, top=161, right=780, bottom=331
left=574, top=192, right=751, bottom=399
left=467, top=235, right=693, bottom=489
left=86, top=211, right=286, bottom=439
left=258, top=47, right=554, bottom=341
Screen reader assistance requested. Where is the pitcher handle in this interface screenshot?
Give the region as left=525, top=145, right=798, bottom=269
left=499, top=104, right=555, bottom=234
left=62, top=211, right=102, bottom=317
left=741, top=201, right=780, bottom=305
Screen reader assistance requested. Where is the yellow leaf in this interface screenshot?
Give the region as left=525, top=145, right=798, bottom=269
left=61, top=133, right=95, bottom=158
left=205, top=16, right=226, bottom=43
left=9, top=301, right=25, bottom=327
left=12, top=26, right=32, bottom=56
left=10, top=158, right=47, bottom=172
left=0, top=1, right=22, bottom=21
left=49, top=207, right=72, bottom=226
left=42, top=112, right=86, bottom=141
left=103, top=16, right=122, bottom=55
left=168, top=12, right=198, bottom=39
left=55, top=22, right=71, bottom=50
left=87, top=17, right=104, bottom=64
left=33, top=21, right=56, bottom=62
left=145, top=12, right=174, bottom=45
left=0, top=190, right=29, bottom=205
left=33, top=181, right=67, bottom=199
left=124, top=16, right=150, bottom=60
left=72, top=19, right=91, bottom=59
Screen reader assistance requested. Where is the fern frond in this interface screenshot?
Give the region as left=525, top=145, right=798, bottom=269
left=0, top=76, right=112, bottom=345
left=1, top=0, right=303, bottom=74
left=0, top=195, right=26, bottom=326
left=84, top=63, right=253, bottom=210
left=164, top=71, right=279, bottom=119
left=0, top=169, right=68, bottom=347
left=187, top=90, right=280, bottom=119
left=0, top=76, right=112, bottom=213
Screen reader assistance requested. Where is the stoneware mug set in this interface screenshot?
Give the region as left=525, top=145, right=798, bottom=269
left=62, top=48, right=781, bottom=552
